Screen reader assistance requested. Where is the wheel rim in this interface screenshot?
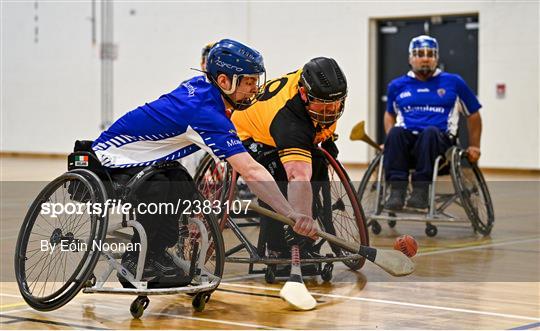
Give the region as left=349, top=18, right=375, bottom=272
left=357, top=154, right=385, bottom=218
left=316, top=148, right=369, bottom=270
left=15, top=172, right=106, bottom=310
left=451, top=150, right=494, bottom=235
left=194, top=155, right=233, bottom=230
left=176, top=191, right=224, bottom=280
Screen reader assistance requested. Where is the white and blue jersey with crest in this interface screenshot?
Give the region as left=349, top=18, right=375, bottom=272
left=92, top=75, right=245, bottom=168
left=386, top=69, right=481, bottom=136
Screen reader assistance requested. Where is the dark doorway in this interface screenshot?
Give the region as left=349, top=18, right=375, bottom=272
left=376, top=15, right=479, bottom=144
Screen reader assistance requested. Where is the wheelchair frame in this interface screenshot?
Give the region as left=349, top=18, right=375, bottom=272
left=194, top=147, right=369, bottom=283
left=357, top=146, right=494, bottom=237
left=15, top=155, right=225, bottom=318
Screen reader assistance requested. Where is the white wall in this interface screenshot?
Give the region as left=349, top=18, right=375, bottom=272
left=2, top=1, right=539, bottom=169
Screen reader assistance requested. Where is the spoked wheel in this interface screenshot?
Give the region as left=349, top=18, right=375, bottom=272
left=14, top=169, right=108, bottom=311
left=450, top=148, right=494, bottom=235
left=357, top=153, right=385, bottom=224
left=176, top=189, right=225, bottom=286
left=193, top=153, right=235, bottom=230
left=313, top=147, right=369, bottom=270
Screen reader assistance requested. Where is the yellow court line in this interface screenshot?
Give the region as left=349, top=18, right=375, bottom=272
left=0, top=301, right=28, bottom=310
left=417, top=235, right=540, bottom=254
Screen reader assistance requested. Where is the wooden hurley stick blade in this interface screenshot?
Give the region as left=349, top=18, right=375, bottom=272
left=280, top=280, right=317, bottom=311
left=358, top=246, right=415, bottom=276
left=349, top=120, right=382, bottom=151
left=349, top=121, right=366, bottom=141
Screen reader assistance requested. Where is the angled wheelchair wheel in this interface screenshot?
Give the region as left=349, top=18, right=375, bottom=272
left=176, top=189, right=225, bottom=282
left=450, top=148, right=494, bottom=236
left=357, top=153, right=386, bottom=233
left=14, top=169, right=108, bottom=311
left=314, top=147, right=369, bottom=270
left=193, top=153, right=235, bottom=230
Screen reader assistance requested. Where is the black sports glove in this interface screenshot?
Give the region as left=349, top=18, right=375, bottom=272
left=284, top=225, right=315, bottom=249
left=321, top=138, right=339, bottom=159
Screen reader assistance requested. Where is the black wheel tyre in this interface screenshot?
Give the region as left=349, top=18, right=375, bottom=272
left=388, top=220, right=397, bottom=228
left=425, top=224, right=438, bottom=237
left=130, top=296, right=149, bottom=319
left=265, top=266, right=276, bottom=284
left=449, top=147, right=494, bottom=236
left=370, top=220, right=382, bottom=235
left=321, top=263, right=333, bottom=282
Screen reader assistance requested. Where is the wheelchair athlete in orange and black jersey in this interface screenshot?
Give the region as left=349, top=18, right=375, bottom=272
left=231, top=57, right=347, bottom=259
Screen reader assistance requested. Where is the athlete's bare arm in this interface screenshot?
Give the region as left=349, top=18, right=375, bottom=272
left=227, top=152, right=317, bottom=238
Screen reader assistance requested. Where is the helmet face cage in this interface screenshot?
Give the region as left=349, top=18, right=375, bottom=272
left=410, top=47, right=438, bottom=58
left=408, top=35, right=439, bottom=74
left=225, top=72, right=266, bottom=110
left=206, top=39, right=266, bottom=110
left=306, top=93, right=347, bottom=124
left=300, top=57, right=347, bottom=124
left=408, top=35, right=439, bottom=56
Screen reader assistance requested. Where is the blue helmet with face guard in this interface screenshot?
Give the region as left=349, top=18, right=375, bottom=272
left=408, top=35, right=439, bottom=56
left=206, top=39, right=266, bottom=110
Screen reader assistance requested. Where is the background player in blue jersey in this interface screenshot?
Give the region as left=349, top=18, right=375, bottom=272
left=383, top=35, right=483, bottom=210
left=92, top=39, right=318, bottom=286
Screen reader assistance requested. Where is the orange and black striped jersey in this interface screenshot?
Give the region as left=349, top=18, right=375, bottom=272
left=231, top=69, right=336, bottom=164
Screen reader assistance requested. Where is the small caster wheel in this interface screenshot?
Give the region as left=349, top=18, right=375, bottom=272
left=265, top=266, right=276, bottom=284
left=130, top=296, right=149, bottom=319
left=192, top=292, right=210, bottom=312
left=388, top=220, right=396, bottom=228
left=425, top=224, right=438, bottom=237
left=84, top=274, right=96, bottom=288
left=321, top=263, right=333, bottom=282
left=370, top=220, right=382, bottom=235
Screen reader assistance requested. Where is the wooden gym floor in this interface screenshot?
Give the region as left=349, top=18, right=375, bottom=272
left=0, top=157, right=539, bottom=329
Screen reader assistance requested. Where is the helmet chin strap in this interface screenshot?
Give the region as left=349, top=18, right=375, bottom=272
left=208, top=74, right=243, bottom=110
left=220, top=74, right=239, bottom=95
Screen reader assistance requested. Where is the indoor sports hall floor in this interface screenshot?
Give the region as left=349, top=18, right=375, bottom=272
left=1, top=157, right=539, bottom=330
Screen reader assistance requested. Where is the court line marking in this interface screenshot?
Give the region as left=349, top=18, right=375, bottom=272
left=221, top=282, right=540, bottom=322
left=0, top=313, right=109, bottom=330
left=0, top=302, right=27, bottom=310
left=0, top=307, right=32, bottom=315
left=416, top=235, right=538, bottom=254
left=223, top=273, right=265, bottom=282
left=99, top=304, right=282, bottom=330
left=0, top=293, right=22, bottom=298
left=509, top=321, right=540, bottom=330
left=0, top=301, right=279, bottom=330
left=417, top=237, right=540, bottom=256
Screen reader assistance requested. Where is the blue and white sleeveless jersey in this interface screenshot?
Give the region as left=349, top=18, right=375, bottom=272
left=92, top=75, right=245, bottom=168
left=386, top=70, right=481, bottom=136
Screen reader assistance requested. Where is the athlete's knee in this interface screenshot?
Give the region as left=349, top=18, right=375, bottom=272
left=386, top=126, right=407, bottom=142
left=421, top=126, right=442, bottom=138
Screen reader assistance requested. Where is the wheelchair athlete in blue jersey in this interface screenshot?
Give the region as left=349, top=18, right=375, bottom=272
left=383, top=35, right=483, bottom=211
left=92, top=39, right=318, bottom=287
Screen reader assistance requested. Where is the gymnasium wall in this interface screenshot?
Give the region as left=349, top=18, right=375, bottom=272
left=2, top=1, right=539, bottom=169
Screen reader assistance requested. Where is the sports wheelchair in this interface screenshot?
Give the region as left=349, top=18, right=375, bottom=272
left=352, top=122, right=494, bottom=237
left=14, top=141, right=225, bottom=318
left=193, top=146, right=369, bottom=283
